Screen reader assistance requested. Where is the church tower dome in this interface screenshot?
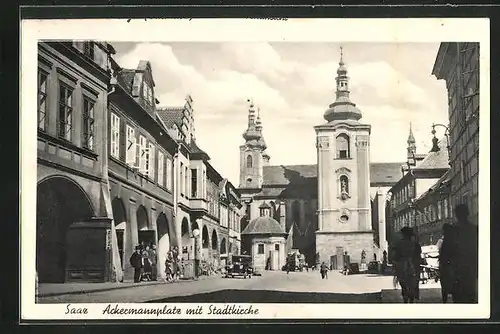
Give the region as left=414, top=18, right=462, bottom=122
left=324, top=47, right=363, bottom=122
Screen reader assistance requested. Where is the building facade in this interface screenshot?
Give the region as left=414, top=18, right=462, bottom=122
left=238, top=51, right=403, bottom=268
left=386, top=137, right=450, bottom=246
left=107, top=59, right=178, bottom=282
left=35, top=41, right=242, bottom=283
left=413, top=170, right=453, bottom=245
left=314, top=51, right=374, bottom=267
left=36, top=41, right=115, bottom=283
left=432, top=42, right=480, bottom=226
left=241, top=202, right=288, bottom=272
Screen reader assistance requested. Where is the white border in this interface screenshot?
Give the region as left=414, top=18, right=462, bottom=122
left=20, top=18, right=490, bottom=320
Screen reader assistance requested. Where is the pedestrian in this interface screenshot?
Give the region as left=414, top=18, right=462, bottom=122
left=381, top=250, right=388, bottom=274
left=391, top=227, right=420, bottom=303
left=453, top=204, right=478, bottom=303
left=320, top=262, right=328, bottom=279
left=165, top=251, right=174, bottom=283
left=286, top=261, right=290, bottom=274
left=411, top=232, right=423, bottom=301
left=439, top=223, right=458, bottom=303
left=129, top=246, right=143, bottom=283
left=149, top=244, right=158, bottom=281
left=142, top=248, right=152, bottom=281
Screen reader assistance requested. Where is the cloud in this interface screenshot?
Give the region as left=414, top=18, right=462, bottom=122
left=113, top=42, right=448, bottom=185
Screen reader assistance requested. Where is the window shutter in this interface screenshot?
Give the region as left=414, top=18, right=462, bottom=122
left=119, top=116, right=125, bottom=160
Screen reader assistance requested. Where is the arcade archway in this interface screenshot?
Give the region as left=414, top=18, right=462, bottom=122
left=211, top=230, right=218, bottom=251
left=156, top=213, right=171, bottom=279
left=137, top=205, right=153, bottom=248
left=111, top=197, right=127, bottom=270
left=201, top=225, right=209, bottom=260
left=36, top=176, right=94, bottom=283
left=220, top=238, right=227, bottom=254
left=181, top=217, right=190, bottom=257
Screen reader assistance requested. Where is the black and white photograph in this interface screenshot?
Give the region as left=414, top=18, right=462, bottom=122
left=20, top=18, right=490, bottom=320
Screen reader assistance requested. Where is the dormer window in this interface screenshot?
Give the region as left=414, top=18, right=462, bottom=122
left=260, top=207, right=270, bottom=217
left=83, top=42, right=94, bottom=60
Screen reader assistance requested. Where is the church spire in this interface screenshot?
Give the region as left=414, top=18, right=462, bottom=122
left=323, top=46, right=362, bottom=122
left=407, top=122, right=417, bottom=157
left=242, top=98, right=261, bottom=142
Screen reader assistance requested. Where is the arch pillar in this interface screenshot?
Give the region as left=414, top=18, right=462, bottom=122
left=123, top=199, right=138, bottom=281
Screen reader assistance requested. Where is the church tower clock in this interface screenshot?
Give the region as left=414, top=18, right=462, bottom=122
left=314, top=47, right=374, bottom=267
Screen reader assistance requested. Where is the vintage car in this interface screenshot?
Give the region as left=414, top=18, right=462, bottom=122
left=224, top=255, right=253, bottom=279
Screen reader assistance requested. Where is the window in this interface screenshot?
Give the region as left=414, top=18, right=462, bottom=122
left=191, top=168, right=198, bottom=198
left=275, top=244, right=280, bottom=251
left=83, top=42, right=94, bottom=60
left=246, top=155, right=253, bottom=168
left=146, top=142, right=154, bottom=178
left=180, top=163, right=184, bottom=195
left=110, top=113, right=120, bottom=159
left=82, top=97, right=95, bottom=150
left=185, top=166, right=189, bottom=198
left=437, top=201, right=443, bottom=220
left=166, top=158, right=172, bottom=190
left=125, top=125, right=136, bottom=165
left=38, top=70, right=48, bottom=131
left=142, top=82, right=154, bottom=106
left=336, top=134, right=350, bottom=159
left=58, top=83, right=73, bottom=141
left=139, top=135, right=147, bottom=173
left=258, top=244, right=265, bottom=254
left=157, top=151, right=164, bottom=186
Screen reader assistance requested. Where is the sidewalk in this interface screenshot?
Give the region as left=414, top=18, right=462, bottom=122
left=380, top=281, right=442, bottom=303
left=38, top=275, right=214, bottom=298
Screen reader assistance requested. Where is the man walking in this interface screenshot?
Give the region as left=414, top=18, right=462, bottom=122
left=130, top=246, right=143, bottom=283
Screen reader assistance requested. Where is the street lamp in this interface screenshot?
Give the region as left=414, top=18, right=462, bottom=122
left=192, top=228, right=200, bottom=278
left=431, top=123, right=451, bottom=166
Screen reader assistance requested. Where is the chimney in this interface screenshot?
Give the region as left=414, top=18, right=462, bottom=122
left=279, top=201, right=286, bottom=232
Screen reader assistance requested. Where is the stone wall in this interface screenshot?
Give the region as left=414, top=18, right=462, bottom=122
left=315, top=231, right=374, bottom=266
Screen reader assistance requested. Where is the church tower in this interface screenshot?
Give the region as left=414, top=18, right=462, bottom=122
left=314, top=47, right=374, bottom=267
left=239, top=99, right=269, bottom=189
left=407, top=123, right=417, bottom=166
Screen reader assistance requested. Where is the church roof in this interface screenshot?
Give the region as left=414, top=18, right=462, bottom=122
left=241, top=216, right=284, bottom=235
left=261, top=162, right=404, bottom=187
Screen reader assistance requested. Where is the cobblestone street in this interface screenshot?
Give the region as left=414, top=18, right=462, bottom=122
left=39, top=270, right=441, bottom=304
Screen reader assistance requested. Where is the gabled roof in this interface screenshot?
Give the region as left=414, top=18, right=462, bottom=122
left=370, top=162, right=405, bottom=185
left=241, top=216, right=284, bottom=235
left=260, top=162, right=405, bottom=187
left=263, top=165, right=317, bottom=186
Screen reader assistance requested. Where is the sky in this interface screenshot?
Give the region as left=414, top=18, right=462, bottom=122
left=112, top=42, right=448, bottom=186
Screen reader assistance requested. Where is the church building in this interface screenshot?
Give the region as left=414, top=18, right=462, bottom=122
left=238, top=49, right=405, bottom=268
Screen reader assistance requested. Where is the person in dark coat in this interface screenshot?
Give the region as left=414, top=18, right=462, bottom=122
left=320, top=262, right=329, bottom=279
left=148, top=244, right=158, bottom=281
left=453, top=204, right=478, bottom=303
left=130, top=246, right=143, bottom=283
left=391, top=227, right=421, bottom=303
left=439, top=223, right=458, bottom=303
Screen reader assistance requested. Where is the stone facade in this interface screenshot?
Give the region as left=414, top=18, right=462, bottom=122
left=316, top=231, right=374, bottom=267
left=432, top=42, right=479, bottom=227
left=251, top=236, right=286, bottom=272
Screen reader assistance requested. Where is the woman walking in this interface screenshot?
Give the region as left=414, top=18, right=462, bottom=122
left=391, top=227, right=421, bottom=303
left=320, top=262, right=329, bottom=279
